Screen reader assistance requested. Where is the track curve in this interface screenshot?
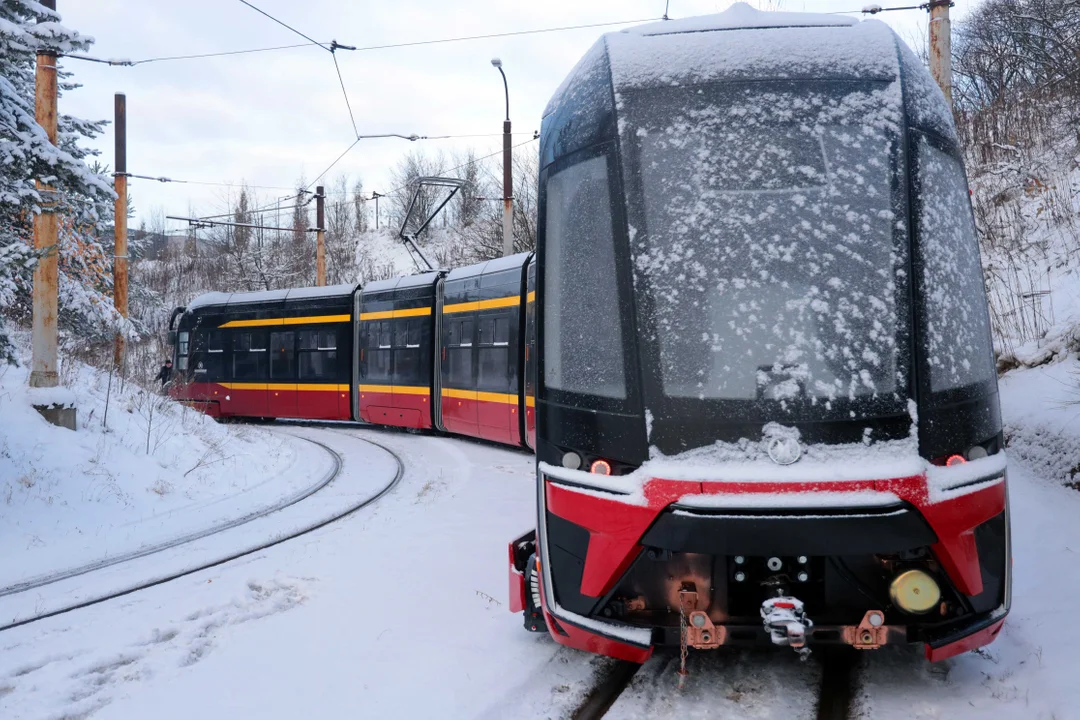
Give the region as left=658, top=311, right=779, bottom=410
left=0, top=430, right=403, bottom=634
left=0, top=432, right=341, bottom=599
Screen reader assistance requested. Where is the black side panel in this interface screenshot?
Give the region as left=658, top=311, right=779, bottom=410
left=967, top=511, right=1008, bottom=615
left=546, top=511, right=600, bottom=617
left=537, top=403, right=647, bottom=467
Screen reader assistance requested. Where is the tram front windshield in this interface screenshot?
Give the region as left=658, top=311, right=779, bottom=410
left=625, top=80, right=910, bottom=418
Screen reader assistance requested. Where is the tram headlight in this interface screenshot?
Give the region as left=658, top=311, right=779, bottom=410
left=889, top=569, right=941, bottom=614
left=561, top=452, right=582, bottom=470
left=590, top=459, right=612, bottom=476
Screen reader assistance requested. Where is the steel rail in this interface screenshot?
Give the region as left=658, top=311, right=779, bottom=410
left=0, top=432, right=403, bottom=634
left=0, top=432, right=338, bottom=599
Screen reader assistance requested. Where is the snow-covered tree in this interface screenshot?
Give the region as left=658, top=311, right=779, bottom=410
left=0, top=0, right=132, bottom=361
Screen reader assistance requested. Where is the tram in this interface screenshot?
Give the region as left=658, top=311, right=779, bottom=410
left=170, top=5, right=1009, bottom=665
left=506, top=6, right=1009, bottom=664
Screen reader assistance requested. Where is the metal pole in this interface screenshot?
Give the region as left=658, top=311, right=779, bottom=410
left=29, top=0, right=59, bottom=392
left=315, top=185, right=326, bottom=286
left=113, top=92, right=128, bottom=368
left=928, top=0, right=953, bottom=108
left=492, top=60, right=513, bottom=258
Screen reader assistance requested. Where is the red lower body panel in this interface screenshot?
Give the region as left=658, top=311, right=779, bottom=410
left=441, top=391, right=521, bottom=445
left=173, top=382, right=350, bottom=421
left=359, top=385, right=431, bottom=429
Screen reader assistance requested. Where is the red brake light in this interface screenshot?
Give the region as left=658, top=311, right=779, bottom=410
left=590, top=459, right=612, bottom=476
left=945, top=454, right=966, bottom=467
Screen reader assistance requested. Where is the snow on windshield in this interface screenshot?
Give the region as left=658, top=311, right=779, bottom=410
left=625, top=81, right=908, bottom=411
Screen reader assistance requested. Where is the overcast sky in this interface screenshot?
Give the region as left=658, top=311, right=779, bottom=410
left=57, top=0, right=960, bottom=231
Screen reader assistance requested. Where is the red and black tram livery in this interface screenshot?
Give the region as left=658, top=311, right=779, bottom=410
left=170, top=254, right=537, bottom=449
left=170, top=7, right=1010, bottom=666
left=507, top=9, right=1010, bottom=664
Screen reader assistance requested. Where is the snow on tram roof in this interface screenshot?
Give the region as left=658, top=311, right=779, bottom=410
left=624, top=3, right=856, bottom=35
left=186, top=284, right=357, bottom=310
left=606, top=7, right=899, bottom=90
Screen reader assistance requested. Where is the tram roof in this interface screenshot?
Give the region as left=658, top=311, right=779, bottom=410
left=542, top=3, right=956, bottom=154
left=361, top=271, right=442, bottom=294
left=445, top=252, right=532, bottom=282
left=187, top=283, right=358, bottom=311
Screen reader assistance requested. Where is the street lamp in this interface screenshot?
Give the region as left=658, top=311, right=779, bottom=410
left=491, top=58, right=513, bottom=257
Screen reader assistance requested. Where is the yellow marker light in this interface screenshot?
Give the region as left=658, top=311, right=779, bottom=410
left=889, top=569, right=941, bottom=614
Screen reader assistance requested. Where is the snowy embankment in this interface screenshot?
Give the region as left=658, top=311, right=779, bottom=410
left=0, top=339, right=308, bottom=590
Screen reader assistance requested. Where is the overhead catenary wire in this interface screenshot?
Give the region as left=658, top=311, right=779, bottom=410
left=828, top=1, right=953, bottom=14
left=321, top=136, right=542, bottom=209
left=235, top=0, right=330, bottom=50
left=59, top=17, right=660, bottom=67
left=235, top=1, right=362, bottom=143
left=124, top=173, right=297, bottom=191
left=334, top=17, right=661, bottom=53
left=331, top=49, right=359, bottom=138
left=59, top=42, right=324, bottom=66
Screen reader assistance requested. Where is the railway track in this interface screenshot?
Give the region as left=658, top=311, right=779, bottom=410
left=0, top=429, right=403, bottom=634
left=569, top=648, right=858, bottom=720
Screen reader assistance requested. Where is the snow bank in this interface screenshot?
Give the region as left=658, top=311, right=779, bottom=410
left=0, top=335, right=299, bottom=586
left=999, top=357, right=1080, bottom=487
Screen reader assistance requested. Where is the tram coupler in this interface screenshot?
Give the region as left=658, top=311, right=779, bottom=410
left=761, top=596, right=813, bottom=660
left=843, top=610, right=889, bottom=650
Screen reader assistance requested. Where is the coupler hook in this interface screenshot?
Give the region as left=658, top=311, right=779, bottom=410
left=761, top=596, right=813, bottom=661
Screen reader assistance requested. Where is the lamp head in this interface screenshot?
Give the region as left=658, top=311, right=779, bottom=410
left=490, top=57, right=502, bottom=68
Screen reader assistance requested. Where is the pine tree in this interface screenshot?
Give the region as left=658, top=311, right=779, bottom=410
left=0, top=0, right=130, bottom=362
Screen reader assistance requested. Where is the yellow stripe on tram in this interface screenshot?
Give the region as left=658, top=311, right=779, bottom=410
left=219, top=314, right=350, bottom=328
left=442, top=295, right=521, bottom=314
left=526, top=290, right=535, bottom=304
left=358, top=384, right=430, bottom=396
left=359, top=307, right=431, bottom=321
left=219, top=382, right=348, bottom=392
left=441, top=388, right=518, bottom=405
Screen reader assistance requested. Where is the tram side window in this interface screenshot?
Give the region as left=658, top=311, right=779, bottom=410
left=394, top=318, right=422, bottom=385
left=299, top=329, right=338, bottom=381
left=193, top=329, right=225, bottom=380
left=914, top=134, right=995, bottom=395
left=270, top=331, right=295, bottom=380
left=445, top=318, right=473, bottom=387
left=365, top=322, right=392, bottom=382
left=177, top=331, right=189, bottom=370
left=477, top=313, right=510, bottom=393
left=543, top=153, right=626, bottom=399
left=233, top=331, right=268, bottom=380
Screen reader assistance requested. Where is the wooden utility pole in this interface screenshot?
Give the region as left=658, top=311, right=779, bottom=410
left=113, top=92, right=128, bottom=368
left=315, top=185, right=326, bottom=286
left=29, top=0, right=59, bottom=391
left=928, top=0, right=953, bottom=108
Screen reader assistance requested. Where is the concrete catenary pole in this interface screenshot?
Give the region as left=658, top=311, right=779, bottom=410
left=492, top=58, right=513, bottom=257
left=29, top=0, right=59, bottom=391
left=113, top=92, right=128, bottom=368
left=928, top=0, right=953, bottom=108
left=315, top=185, right=326, bottom=286
left=372, top=191, right=382, bottom=229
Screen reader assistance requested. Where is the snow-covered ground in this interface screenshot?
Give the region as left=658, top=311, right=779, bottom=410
left=1, top=358, right=1078, bottom=719
left=0, top=341, right=306, bottom=590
